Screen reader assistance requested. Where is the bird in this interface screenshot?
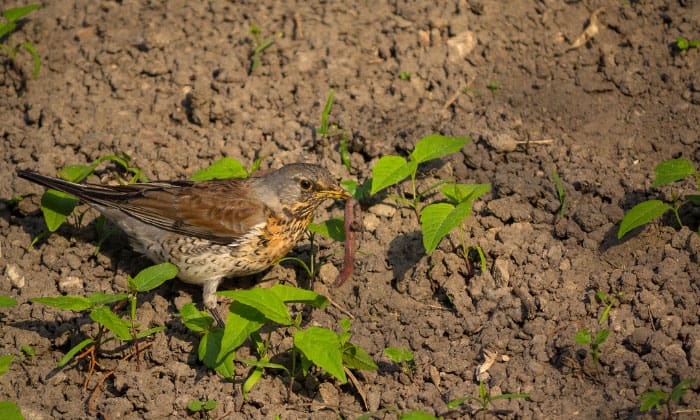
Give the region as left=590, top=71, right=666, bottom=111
left=17, top=163, right=350, bottom=325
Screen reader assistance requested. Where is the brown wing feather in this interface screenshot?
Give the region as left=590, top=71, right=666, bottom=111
left=116, top=181, right=266, bottom=244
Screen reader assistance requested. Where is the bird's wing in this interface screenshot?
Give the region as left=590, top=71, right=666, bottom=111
left=85, top=180, right=266, bottom=245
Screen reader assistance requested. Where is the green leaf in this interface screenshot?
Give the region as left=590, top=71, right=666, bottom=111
left=239, top=358, right=289, bottom=372
left=88, top=292, right=128, bottom=306
left=0, top=22, right=16, bottom=40
left=243, top=366, right=263, bottom=399
left=318, top=89, right=334, bottom=135
left=339, top=318, right=351, bottom=332
left=218, top=288, right=292, bottom=325
left=440, top=183, right=491, bottom=204
left=677, top=37, right=689, bottom=50
left=20, top=345, right=35, bottom=358
left=342, top=342, right=378, bottom=371
left=58, top=164, right=94, bottom=183
left=187, top=400, right=203, bottom=412
left=420, top=201, right=472, bottom=254
left=447, top=396, right=472, bottom=409
left=40, top=190, right=79, bottom=232
left=370, top=155, right=412, bottom=195
left=268, top=284, right=328, bottom=308
left=191, top=157, right=248, bottom=181
left=3, top=4, right=41, bottom=23
left=135, top=326, right=167, bottom=339
left=308, top=217, right=345, bottom=241
left=617, top=200, right=672, bottom=239
left=384, top=347, right=414, bottom=363
left=0, top=355, right=13, bottom=376
left=0, top=296, right=18, bottom=308
left=202, top=400, right=217, bottom=411
left=341, top=178, right=371, bottom=201
left=0, top=401, right=24, bottom=420
left=21, top=42, right=40, bottom=80
left=31, top=296, right=92, bottom=311
left=179, top=302, right=214, bottom=333
left=640, top=390, right=667, bottom=411
left=686, top=194, right=700, bottom=205
left=130, top=263, right=178, bottom=292
left=57, top=338, right=93, bottom=368
left=294, top=327, right=346, bottom=383
left=399, top=411, right=439, bottom=420
left=574, top=328, right=591, bottom=345
left=410, top=134, right=471, bottom=164
left=653, top=158, right=695, bottom=187
left=593, top=328, right=610, bottom=345
left=199, top=328, right=235, bottom=378
left=90, top=306, right=131, bottom=341
left=670, top=379, right=695, bottom=402
left=218, top=302, right=265, bottom=361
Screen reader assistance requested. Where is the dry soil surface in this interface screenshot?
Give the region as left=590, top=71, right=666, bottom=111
left=2, top=1, right=700, bottom=419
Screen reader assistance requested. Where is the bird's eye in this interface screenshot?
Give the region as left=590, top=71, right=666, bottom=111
left=300, top=179, right=313, bottom=190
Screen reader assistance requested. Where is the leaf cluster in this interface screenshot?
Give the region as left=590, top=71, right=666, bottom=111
left=618, top=159, right=699, bottom=239
left=640, top=378, right=696, bottom=414
left=370, top=134, right=489, bottom=254
left=180, top=285, right=377, bottom=396
left=0, top=3, right=41, bottom=79
left=30, top=263, right=177, bottom=368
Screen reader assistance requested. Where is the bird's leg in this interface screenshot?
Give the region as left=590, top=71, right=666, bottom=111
left=210, top=307, right=225, bottom=328
left=203, top=278, right=225, bottom=328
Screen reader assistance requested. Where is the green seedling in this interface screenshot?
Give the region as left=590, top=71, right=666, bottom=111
left=248, top=24, right=273, bottom=74
left=31, top=262, right=176, bottom=370
left=399, top=71, right=411, bottom=80
left=573, top=327, right=610, bottom=366
left=596, top=290, right=621, bottom=325
left=551, top=167, right=567, bottom=216
left=190, top=156, right=249, bottom=181
left=0, top=355, right=24, bottom=420
left=370, top=134, right=471, bottom=210
left=447, top=381, right=530, bottom=413
left=676, top=36, right=699, bottom=51
left=384, top=347, right=414, bottom=374
left=187, top=399, right=217, bottom=418
left=179, top=285, right=377, bottom=395
left=640, top=378, right=696, bottom=416
left=0, top=296, right=18, bottom=308
left=316, top=89, right=352, bottom=171
left=0, top=3, right=41, bottom=80
left=618, top=158, right=700, bottom=239
left=486, top=81, right=502, bottom=93
left=32, top=153, right=147, bottom=246
left=20, top=345, right=35, bottom=361
left=420, top=183, right=491, bottom=255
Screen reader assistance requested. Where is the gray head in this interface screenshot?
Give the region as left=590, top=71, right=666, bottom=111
left=254, top=163, right=349, bottom=214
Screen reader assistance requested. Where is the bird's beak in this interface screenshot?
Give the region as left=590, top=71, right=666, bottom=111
left=319, top=184, right=352, bottom=200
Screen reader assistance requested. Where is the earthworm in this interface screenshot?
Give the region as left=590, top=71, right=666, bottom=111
left=335, top=197, right=359, bottom=287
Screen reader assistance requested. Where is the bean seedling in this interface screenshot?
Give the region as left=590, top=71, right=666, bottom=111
left=0, top=3, right=41, bottom=80
left=370, top=134, right=471, bottom=210
left=30, top=263, right=177, bottom=413
left=0, top=355, right=24, bottom=420
left=316, top=89, right=352, bottom=171
left=676, top=36, right=699, bottom=51
left=551, top=167, right=567, bottom=217
left=187, top=399, right=217, bottom=418
left=384, top=346, right=414, bottom=374
left=447, top=381, right=529, bottom=414
left=640, top=378, right=697, bottom=417
left=618, top=158, right=700, bottom=239
left=248, top=24, right=273, bottom=74
left=179, top=285, right=377, bottom=396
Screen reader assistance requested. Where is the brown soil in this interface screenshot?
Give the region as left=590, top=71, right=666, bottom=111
left=2, top=1, right=700, bottom=418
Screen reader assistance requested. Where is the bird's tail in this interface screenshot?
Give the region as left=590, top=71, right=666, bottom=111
left=16, top=169, right=122, bottom=204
